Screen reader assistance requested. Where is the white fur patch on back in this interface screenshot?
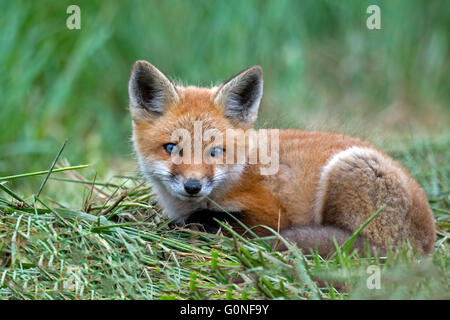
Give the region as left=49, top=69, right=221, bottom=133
left=312, top=146, right=381, bottom=224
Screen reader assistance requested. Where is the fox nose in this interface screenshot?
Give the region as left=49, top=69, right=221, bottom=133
left=184, top=179, right=202, bottom=195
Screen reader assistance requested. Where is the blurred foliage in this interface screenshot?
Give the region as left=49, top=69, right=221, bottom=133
left=0, top=0, right=449, bottom=181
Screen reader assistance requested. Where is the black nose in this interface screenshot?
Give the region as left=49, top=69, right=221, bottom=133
left=184, top=179, right=202, bottom=195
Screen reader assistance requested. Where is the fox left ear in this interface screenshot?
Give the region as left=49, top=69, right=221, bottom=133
left=214, top=66, right=263, bottom=127
left=128, top=60, right=179, bottom=121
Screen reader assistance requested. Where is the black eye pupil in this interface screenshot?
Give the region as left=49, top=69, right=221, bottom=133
left=164, top=143, right=175, bottom=154
left=210, top=147, right=223, bottom=157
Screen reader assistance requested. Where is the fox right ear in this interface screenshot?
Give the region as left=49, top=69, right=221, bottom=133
left=128, top=60, right=179, bottom=120
left=214, top=66, right=263, bottom=127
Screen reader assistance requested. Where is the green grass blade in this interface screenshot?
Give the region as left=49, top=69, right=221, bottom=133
left=0, top=183, right=30, bottom=207
left=340, top=205, right=386, bottom=255
left=37, top=140, right=68, bottom=197
left=0, top=164, right=89, bottom=181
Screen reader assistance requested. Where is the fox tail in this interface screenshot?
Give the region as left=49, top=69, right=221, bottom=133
left=277, top=225, right=380, bottom=257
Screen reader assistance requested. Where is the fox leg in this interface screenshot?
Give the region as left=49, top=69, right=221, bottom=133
left=313, top=147, right=434, bottom=254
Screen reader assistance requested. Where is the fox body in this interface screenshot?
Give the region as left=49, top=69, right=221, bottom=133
left=128, top=60, right=435, bottom=256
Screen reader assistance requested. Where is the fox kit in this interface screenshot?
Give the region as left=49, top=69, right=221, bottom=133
left=128, top=60, right=435, bottom=256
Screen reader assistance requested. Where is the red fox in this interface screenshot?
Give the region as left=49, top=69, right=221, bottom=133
left=128, top=60, right=435, bottom=256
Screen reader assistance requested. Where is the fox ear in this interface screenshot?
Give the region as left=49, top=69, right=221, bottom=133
left=128, top=60, right=179, bottom=120
left=214, top=66, right=263, bottom=126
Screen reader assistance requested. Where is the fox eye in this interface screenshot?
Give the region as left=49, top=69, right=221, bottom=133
left=163, top=143, right=176, bottom=155
left=210, top=147, right=224, bottom=157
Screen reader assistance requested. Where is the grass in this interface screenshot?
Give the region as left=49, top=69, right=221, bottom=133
left=0, top=135, right=448, bottom=300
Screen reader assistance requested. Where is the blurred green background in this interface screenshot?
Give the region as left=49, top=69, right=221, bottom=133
left=1, top=0, right=449, bottom=187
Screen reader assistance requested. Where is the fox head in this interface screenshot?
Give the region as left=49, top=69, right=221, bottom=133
left=128, top=60, right=263, bottom=202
